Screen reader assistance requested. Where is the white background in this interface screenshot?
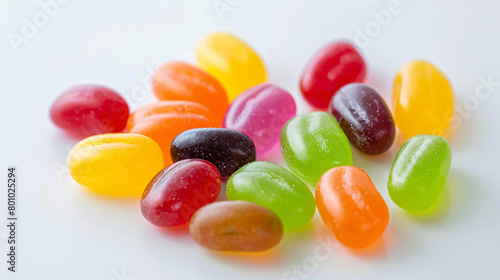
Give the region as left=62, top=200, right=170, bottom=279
left=1, top=0, right=500, bottom=279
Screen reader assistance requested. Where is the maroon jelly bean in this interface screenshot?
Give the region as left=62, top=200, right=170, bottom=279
left=328, top=83, right=395, bottom=155
left=50, top=85, right=129, bottom=138
left=141, top=159, right=222, bottom=227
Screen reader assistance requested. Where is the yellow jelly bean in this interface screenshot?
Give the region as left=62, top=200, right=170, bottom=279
left=195, top=32, right=267, bottom=101
left=393, top=60, right=454, bottom=139
left=68, top=133, right=164, bottom=196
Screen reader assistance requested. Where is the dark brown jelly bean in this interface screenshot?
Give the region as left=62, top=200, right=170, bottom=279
left=170, top=128, right=256, bottom=177
left=328, top=83, right=395, bottom=155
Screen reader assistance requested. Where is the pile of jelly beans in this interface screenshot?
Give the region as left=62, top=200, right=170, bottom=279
left=51, top=31, right=453, bottom=252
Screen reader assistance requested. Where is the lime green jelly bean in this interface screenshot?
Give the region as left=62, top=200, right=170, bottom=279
left=226, top=161, right=315, bottom=230
left=388, top=135, right=452, bottom=212
left=280, top=112, right=353, bottom=185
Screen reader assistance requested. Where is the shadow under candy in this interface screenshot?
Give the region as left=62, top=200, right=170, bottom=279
left=156, top=222, right=191, bottom=236
left=208, top=246, right=283, bottom=267
left=404, top=168, right=479, bottom=227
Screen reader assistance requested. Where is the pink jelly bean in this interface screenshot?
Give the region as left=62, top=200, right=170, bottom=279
left=223, top=84, right=296, bottom=155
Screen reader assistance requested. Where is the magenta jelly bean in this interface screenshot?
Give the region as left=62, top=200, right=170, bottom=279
left=223, top=84, right=296, bottom=155
left=50, top=85, right=129, bottom=138
left=141, top=159, right=222, bottom=227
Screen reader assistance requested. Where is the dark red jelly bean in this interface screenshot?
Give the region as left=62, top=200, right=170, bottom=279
left=141, top=159, right=221, bottom=227
left=300, top=41, right=366, bottom=109
left=171, top=128, right=256, bottom=177
left=328, top=83, right=395, bottom=155
left=50, top=85, right=129, bottom=138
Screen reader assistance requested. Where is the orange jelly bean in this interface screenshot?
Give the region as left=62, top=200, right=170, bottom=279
left=127, top=101, right=218, bottom=166
left=316, top=166, right=389, bottom=249
left=152, top=61, right=228, bottom=123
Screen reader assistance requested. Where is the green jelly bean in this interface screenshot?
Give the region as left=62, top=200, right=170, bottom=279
left=388, top=134, right=452, bottom=212
left=226, top=161, right=316, bottom=230
left=280, top=111, right=353, bottom=185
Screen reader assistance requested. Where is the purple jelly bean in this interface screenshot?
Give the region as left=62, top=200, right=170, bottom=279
left=328, top=83, right=395, bottom=155
left=223, top=84, right=296, bottom=155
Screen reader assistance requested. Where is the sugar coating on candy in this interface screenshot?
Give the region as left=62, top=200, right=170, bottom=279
left=141, top=159, right=221, bottom=227
left=68, top=133, right=164, bottom=196
left=281, top=111, right=353, bottom=185
left=170, top=128, right=256, bottom=177
left=316, top=166, right=389, bottom=249
left=300, top=41, right=366, bottom=109
left=190, top=201, right=283, bottom=252
left=393, top=60, right=454, bottom=139
left=50, top=85, right=129, bottom=138
left=329, top=83, right=395, bottom=155
left=226, top=161, right=315, bottom=230
left=388, top=134, right=452, bottom=212
left=195, top=32, right=267, bottom=101
left=223, top=84, right=296, bottom=155
left=152, top=61, right=228, bottom=123
left=127, top=101, right=219, bottom=166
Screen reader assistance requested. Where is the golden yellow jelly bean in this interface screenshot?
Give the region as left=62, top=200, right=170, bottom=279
left=195, top=32, right=267, bottom=101
left=68, top=133, right=164, bottom=196
left=393, top=60, right=454, bottom=138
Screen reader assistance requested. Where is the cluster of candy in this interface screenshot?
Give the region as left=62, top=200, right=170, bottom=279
left=51, top=31, right=453, bottom=252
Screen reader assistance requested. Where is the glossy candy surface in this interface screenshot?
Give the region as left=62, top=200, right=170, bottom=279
left=393, top=60, right=454, bottom=138
left=223, top=84, right=296, bottom=155
left=329, top=83, right=395, bottom=155
left=127, top=101, right=218, bottom=166
left=171, top=128, right=256, bottom=177
left=152, top=61, right=228, bottom=123
left=195, top=32, right=267, bottom=101
left=388, top=134, right=452, bottom=212
left=50, top=85, right=129, bottom=138
left=300, top=42, right=366, bottom=109
left=316, top=166, right=389, bottom=249
left=68, top=133, right=164, bottom=196
left=281, top=112, right=353, bottom=185
left=226, top=161, right=315, bottom=230
left=141, top=159, right=221, bottom=227
left=190, top=201, right=283, bottom=252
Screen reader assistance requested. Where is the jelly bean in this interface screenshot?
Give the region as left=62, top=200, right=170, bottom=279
left=316, top=166, right=389, bottom=249
left=281, top=112, right=353, bottom=185
left=190, top=201, right=283, bottom=252
left=141, top=159, right=221, bottom=227
left=300, top=42, right=366, bottom=109
left=226, top=161, right=315, bottom=230
left=127, top=101, right=218, bottom=166
left=388, top=134, right=452, bottom=212
left=223, top=84, right=296, bottom=155
left=171, top=128, right=256, bottom=177
left=393, top=60, right=454, bottom=138
left=195, top=32, right=267, bottom=101
left=50, top=85, right=129, bottom=138
left=329, top=83, right=395, bottom=155
left=152, top=61, right=228, bottom=123
left=68, top=133, right=164, bottom=196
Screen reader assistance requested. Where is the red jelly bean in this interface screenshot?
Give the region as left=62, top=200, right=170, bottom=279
left=300, top=42, right=366, bottom=109
left=141, top=159, right=221, bottom=227
left=50, top=85, right=129, bottom=138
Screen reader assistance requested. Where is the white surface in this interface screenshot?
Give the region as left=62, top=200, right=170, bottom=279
left=1, top=0, right=500, bottom=279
